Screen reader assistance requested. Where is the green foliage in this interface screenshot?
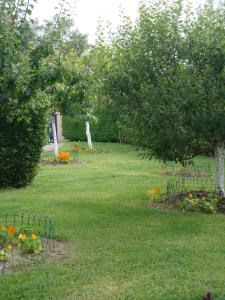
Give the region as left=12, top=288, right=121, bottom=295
left=1, top=143, right=225, bottom=299
left=96, top=0, right=225, bottom=163
left=0, top=0, right=50, bottom=188
left=18, top=226, right=42, bottom=254
left=179, top=197, right=217, bottom=214
left=62, top=104, right=120, bottom=143
left=0, top=112, right=47, bottom=188
left=62, top=116, right=85, bottom=141
left=0, top=0, right=88, bottom=188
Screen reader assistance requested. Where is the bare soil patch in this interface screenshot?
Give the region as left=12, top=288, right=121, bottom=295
left=0, top=239, right=72, bottom=275
left=42, top=160, right=87, bottom=166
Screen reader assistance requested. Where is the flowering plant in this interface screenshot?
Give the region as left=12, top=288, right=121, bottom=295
left=58, top=151, right=71, bottom=163
left=73, top=143, right=80, bottom=152
left=17, top=226, right=42, bottom=254
left=0, top=225, right=15, bottom=261
left=147, top=187, right=161, bottom=198
left=0, top=225, right=42, bottom=260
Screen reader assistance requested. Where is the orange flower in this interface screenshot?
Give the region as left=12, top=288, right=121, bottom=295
left=147, top=187, right=162, bottom=197
left=1, top=226, right=7, bottom=231
left=8, top=226, right=15, bottom=236
left=155, top=187, right=161, bottom=193
left=31, top=233, right=37, bottom=240
left=74, top=145, right=80, bottom=152
left=58, top=151, right=71, bottom=163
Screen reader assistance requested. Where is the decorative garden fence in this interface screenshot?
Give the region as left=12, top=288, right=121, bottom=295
left=161, top=161, right=212, bottom=176
left=166, top=177, right=215, bottom=195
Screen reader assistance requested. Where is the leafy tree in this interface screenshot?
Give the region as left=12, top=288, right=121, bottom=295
left=97, top=0, right=225, bottom=195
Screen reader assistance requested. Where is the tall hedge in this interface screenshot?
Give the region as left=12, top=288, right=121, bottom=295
left=0, top=113, right=47, bottom=188
left=63, top=105, right=120, bottom=142
left=0, top=0, right=49, bottom=189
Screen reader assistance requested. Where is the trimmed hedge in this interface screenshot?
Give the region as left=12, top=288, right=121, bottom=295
left=0, top=113, right=47, bottom=188
left=63, top=106, right=119, bottom=143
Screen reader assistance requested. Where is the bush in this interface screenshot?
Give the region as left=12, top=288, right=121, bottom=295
left=0, top=113, right=47, bottom=188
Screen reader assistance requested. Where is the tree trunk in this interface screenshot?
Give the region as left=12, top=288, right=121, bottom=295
left=52, top=114, right=59, bottom=159
left=86, top=121, right=93, bottom=149
left=214, top=144, right=225, bottom=197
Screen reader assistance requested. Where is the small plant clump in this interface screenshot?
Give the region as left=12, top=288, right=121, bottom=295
left=179, top=193, right=217, bottom=214
left=73, top=143, right=81, bottom=152
left=57, top=152, right=71, bottom=164
left=0, top=225, right=42, bottom=262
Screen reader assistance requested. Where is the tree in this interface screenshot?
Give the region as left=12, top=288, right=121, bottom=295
left=97, top=0, right=225, bottom=195
left=0, top=0, right=50, bottom=188
left=36, top=4, right=89, bottom=155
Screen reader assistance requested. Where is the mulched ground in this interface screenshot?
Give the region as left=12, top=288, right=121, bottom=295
left=0, top=239, right=72, bottom=275
left=42, top=160, right=87, bottom=166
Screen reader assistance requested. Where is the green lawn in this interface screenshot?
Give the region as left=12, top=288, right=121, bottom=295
left=0, top=142, right=225, bottom=300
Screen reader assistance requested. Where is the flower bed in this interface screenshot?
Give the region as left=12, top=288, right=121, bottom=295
left=0, top=214, right=56, bottom=274
left=147, top=185, right=225, bottom=214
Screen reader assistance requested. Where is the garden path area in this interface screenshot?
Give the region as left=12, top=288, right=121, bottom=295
left=0, top=143, right=225, bottom=300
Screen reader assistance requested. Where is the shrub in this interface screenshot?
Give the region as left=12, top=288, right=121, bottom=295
left=0, top=113, right=47, bottom=188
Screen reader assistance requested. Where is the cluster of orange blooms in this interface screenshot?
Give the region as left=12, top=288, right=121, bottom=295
left=147, top=187, right=161, bottom=198
left=2, top=225, right=14, bottom=236
left=58, top=151, right=71, bottom=163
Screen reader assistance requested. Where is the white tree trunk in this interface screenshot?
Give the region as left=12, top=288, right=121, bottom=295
left=215, top=144, right=225, bottom=197
left=52, top=114, right=59, bottom=159
left=86, top=121, right=93, bottom=149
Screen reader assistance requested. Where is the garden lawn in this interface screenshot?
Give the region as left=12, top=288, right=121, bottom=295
left=0, top=142, right=225, bottom=300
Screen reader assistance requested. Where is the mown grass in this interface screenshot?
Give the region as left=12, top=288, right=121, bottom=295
left=0, top=142, right=225, bottom=300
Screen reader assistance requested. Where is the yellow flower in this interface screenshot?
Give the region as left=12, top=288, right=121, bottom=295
left=19, top=233, right=27, bottom=241
left=7, top=244, right=12, bottom=251
left=2, top=226, right=7, bottom=231
left=147, top=190, right=154, bottom=196
left=31, top=233, right=37, bottom=240
left=188, top=193, right=193, bottom=199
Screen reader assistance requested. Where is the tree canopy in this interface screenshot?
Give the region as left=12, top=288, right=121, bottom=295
left=94, top=0, right=225, bottom=194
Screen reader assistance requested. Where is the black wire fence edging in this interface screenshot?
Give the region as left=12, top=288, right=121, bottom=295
left=166, top=177, right=215, bottom=195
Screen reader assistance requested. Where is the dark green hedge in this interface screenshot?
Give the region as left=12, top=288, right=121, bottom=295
left=0, top=113, right=47, bottom=188
left=63, top=106, right=119, bottom=143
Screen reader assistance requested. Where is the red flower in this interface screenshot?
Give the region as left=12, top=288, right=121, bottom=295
left=8, top=226, right=15, bottom=236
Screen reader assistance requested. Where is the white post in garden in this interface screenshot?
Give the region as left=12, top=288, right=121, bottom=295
left=86, top=121, right=93, bottom=149
left=215, top=144, right=225, bottom=197
left=52, top=113, right=59, bottom=158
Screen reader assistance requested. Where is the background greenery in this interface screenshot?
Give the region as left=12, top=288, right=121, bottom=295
left=0, top=142, right=224, bottom=300
left=62, top=104, right=134, bottom=143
